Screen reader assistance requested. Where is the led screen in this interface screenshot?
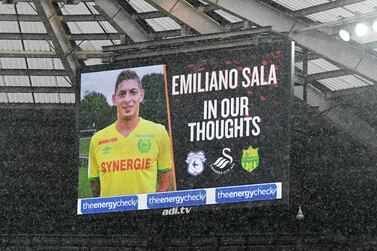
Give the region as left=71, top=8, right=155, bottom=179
left=77, top=42, right=292, bottom=214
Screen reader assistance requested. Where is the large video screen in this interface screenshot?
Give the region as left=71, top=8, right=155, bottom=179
left=77, top=43, right=292, bottom=214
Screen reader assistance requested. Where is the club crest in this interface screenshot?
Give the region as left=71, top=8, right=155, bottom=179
left=137, top=138, right=152, bottom=154
left=210, top=148, right=235, bottom=175
left=186, top=151, right=206, bottom=176
left=241, top=146, right=259, bottom=173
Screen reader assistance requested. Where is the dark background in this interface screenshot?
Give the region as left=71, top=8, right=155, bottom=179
left=1, top=40, right=377, bottom=249
left=1, top=97, right=377, bottom=249
left=167, top=46, right=291, bottom=192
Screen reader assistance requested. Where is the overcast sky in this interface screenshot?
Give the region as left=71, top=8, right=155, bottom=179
left=81, top=64, right=164, bottom=105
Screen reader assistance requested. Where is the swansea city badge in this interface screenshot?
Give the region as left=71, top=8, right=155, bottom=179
left=210, top=148, right=235, bottom=175
left=186, top=151, right=206, bottom=176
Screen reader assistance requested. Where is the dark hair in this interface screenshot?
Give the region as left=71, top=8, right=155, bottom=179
left=114, top=70, right=142, bottom=93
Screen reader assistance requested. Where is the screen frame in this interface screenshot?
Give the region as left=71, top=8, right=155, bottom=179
left=75, top=38, right=294, bottom=217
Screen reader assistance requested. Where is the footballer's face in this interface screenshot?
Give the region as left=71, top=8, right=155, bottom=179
left=112, top=79, right=144, bottom=122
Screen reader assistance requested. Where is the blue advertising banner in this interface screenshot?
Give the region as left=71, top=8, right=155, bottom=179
left=147, top=190, right=207, bottom=209
left=77, top=182, right=282, bottom=214
left=79, top=195, right=139, bottom=214
left=215, top=183, right=279, bottom=204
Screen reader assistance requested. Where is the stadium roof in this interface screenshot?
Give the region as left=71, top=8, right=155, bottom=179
left=1, top=0, right=377, bottom=150
left=0, top=0, right=376, bottom=106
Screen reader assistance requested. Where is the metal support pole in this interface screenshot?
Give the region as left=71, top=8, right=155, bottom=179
left=303, top=48, right=308, bottom=104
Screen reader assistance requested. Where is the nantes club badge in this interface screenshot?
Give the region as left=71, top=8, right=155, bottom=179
left=186, top=151, right=206, bottom=176
left=241, top=146, right=260, bottom=173
left=137, top=137, right=152, bottom=154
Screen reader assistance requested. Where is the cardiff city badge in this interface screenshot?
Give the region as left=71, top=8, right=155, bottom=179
left=186, top=151, right=206, bottom=176
left=241, top=146, right=259, bottom=173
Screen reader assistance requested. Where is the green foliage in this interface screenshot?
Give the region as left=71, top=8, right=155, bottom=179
left=78, top=166, right=92, bottom=199
left=80, top=91, right=115, bottom=130
left=140, top=73, right=169, bottom=128
left=78, top=138, right=92, bottom=198
left=79, top=138, right=90, bottom=156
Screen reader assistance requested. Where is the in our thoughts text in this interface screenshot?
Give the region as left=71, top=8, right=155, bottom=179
left=170, top=64, right=279, bottom=142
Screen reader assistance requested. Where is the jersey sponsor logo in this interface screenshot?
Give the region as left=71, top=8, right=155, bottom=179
left=210, top=148, right=235, bottom=175
left=137, top=138, right=152, bottom=154
left=186, top=151, right=206, bottom=176
left=102, top=146, right=112, bottom=155
left=241, top=146, right=259, bottom=173
left=100, top=158, right=152, bottom=173
left=98, top=137, right=118, bottom=145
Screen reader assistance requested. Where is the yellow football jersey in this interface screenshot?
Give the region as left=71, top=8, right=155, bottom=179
left=88, top=118, right=172, bottom=197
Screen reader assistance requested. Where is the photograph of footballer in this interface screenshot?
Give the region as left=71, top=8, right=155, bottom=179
left=87, top=69, right=174, bottom=197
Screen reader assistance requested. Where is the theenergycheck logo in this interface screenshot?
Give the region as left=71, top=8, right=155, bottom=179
left=79, top=195, right=138, bottom=214
left=147, top=190, right=207, bottom=209
left=216, top=184, right=278, bottom=204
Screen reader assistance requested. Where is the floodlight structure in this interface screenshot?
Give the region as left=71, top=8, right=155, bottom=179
left=355, top=23, right=369, bottom=37
left=372, top=20, right=377, bottom=32
left=339, top=29, right=350, bottom=42
left=338, top=21, right=377, bottom=42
